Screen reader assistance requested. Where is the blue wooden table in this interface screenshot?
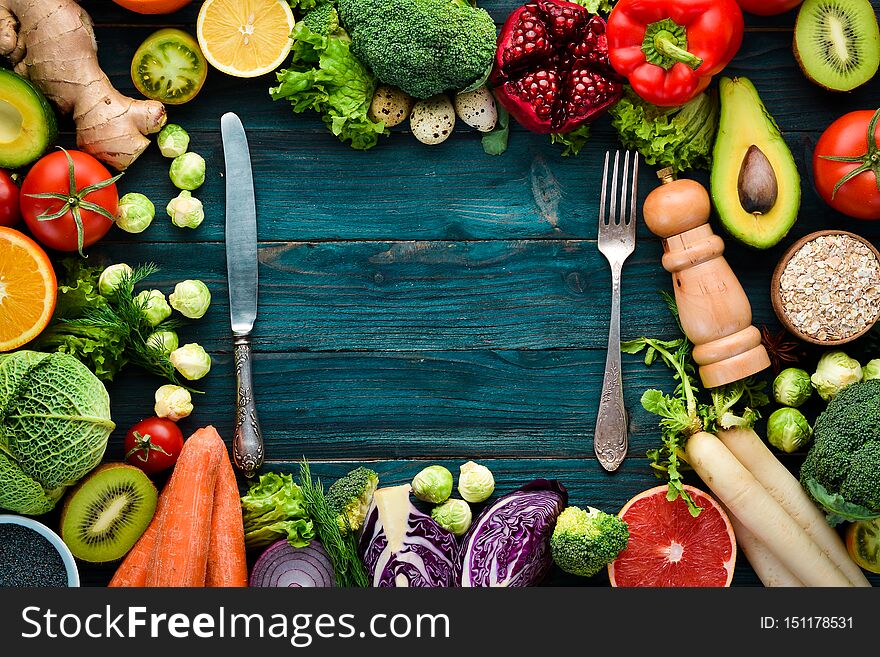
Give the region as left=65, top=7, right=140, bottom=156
left=75, top=0, right=880, bottom=586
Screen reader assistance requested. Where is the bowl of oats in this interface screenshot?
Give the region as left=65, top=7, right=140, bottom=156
left=771, top=230, right=880, bottom=345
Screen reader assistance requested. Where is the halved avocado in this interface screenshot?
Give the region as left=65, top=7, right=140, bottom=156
left=0, top=69, right=57, bottom=169
left=711, top=77, right=800, bottom=250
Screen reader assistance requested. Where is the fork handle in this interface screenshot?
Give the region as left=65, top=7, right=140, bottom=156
left=594, top=261, right=628, bottom=472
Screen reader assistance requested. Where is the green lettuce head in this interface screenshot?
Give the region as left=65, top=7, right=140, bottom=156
left=0, top=351, right=114, bottom=515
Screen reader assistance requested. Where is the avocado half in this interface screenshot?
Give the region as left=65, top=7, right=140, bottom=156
left=0, top=69, right=57, bottom=169
left=711, top=77, right=800, bottom=250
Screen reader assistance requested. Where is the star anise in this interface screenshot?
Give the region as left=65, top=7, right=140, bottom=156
left=761, top=325, right=806, bottom=374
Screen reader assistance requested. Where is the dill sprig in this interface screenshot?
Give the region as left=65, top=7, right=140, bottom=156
left=299, top=461, right=369, bottom=588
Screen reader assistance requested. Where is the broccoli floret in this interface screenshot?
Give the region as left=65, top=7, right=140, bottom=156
left=550, top=506, right=629, bottom=577
left=326, top=467, right=379, bottom=534
left=302, top=3, right=340, bottom=36
left=336, top=0, right=497, bottom=98
left=800, top=379, right=880, bottom=524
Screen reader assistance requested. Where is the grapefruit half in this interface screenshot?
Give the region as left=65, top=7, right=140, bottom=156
left=609, top=484, right=736, bottom=587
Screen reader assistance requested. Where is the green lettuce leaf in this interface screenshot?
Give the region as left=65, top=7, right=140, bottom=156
left=550, top=124, right=591, bottom=157
left=241, top=472, right=316, bottom=549
left=572, top=0, right=617, bottom=13
left=270, top=20, right=387, bottom=150
left=609, top=88, right=719, bottom=172
left=33, top=260, right=127, bottom=381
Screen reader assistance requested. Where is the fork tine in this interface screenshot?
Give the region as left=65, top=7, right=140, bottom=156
left=599, top=151, right=609, bottom=226
left=609, top=151, right=620, bottom=224
left=619, top=151, right=630, bottom=225
left=629, top=152, right=639, bottom=227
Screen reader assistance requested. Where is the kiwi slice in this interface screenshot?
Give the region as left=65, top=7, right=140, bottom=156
left=61, top=464, right=157, bottom=563
left=794, top=0, right=880, bottom=92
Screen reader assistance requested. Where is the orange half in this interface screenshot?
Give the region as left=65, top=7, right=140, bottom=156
left=0, top=227, right=57, bottom=351
left=196, top=0, right=294, bottom=78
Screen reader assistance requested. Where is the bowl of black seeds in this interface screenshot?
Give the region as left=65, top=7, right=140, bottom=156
left=0, top=515, right=78, bottom=587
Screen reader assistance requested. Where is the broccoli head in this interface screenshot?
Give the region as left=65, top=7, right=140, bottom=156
left=336, top=0, right=498, bottom=98
left=550, top=506, right=629, bottom=577
left=302, top=3, right=340, bottom=36
left=326, top=467, right=379, bottom=534
left=800, top=379, right=880, bottom=525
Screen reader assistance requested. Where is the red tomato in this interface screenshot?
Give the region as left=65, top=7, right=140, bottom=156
left=20, top=149, right=119, bottom=253
left=0, top=170, right=20, bottom=227
left=813, top=109, right=880, bottom=221
left=124, top=417, right=184, bottom=475
left=736, top=0, right=803, bottom=15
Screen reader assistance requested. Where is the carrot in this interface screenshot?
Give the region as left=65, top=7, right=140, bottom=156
left=144, top=426, right=225, bottom=587
left=205, top=444, right=248, bottom=587
left=685, top=431, right=853, bottom=587
left=717, top=427, right=870, bottom=587
left=725, top=507, right=803, bottom=587
left=109, top=481, right=174, bottom=587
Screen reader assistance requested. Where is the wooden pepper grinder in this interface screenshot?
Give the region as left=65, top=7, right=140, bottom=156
left=643, top=168, right=770, bottom=388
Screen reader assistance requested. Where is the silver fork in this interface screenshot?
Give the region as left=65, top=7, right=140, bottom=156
left=594, top=151, right=638, bottom=472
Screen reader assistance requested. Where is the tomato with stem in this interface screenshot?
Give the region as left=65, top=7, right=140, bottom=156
left=124, top=417, right=185, bottom=475
left=0, top=170, right=20, bottom=227
left=813, top=108, right=880, bottom=221
left=21, top=148, right=121, bottom=254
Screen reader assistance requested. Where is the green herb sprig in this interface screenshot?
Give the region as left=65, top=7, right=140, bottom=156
left=299, top=461, right=369, bottom=588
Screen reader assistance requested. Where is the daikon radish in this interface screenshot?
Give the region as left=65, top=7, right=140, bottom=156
left=726, top=508, right=803, bottom=587
left=685, top=431, right=852, bottom=587
left=717, top=427, right=870, bottom=588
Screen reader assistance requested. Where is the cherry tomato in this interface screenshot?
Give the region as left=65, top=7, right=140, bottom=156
left=813, top=109, right=880, bottom=221
left=124, top=417, right=184, bottom=475
left=0, top=170, right=20, bottom=227
left=20, top=149, right=119, bottom=254
left=735, top=0, right=803, bottom=16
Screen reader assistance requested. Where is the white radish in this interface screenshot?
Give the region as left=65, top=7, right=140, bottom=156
left=685, top=431, right=853, bottom=587
left=717, top=427, right=870, bottom=587
left=726, top=508, right=803, bottom=587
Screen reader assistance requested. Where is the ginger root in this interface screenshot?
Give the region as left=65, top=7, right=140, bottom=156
left=0, top=0, right=166, bottom=170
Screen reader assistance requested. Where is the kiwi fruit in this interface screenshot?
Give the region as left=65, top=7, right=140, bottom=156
left=794, top=0, right=880, bottom=92
left=61, top=464, right=158, bottom=563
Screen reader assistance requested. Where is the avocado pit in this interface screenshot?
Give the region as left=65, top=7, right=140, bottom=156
left=738, top=145, right=778, bottom=216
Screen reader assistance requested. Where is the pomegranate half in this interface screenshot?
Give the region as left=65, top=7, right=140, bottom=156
left=491, top=0, right=623, bottom=134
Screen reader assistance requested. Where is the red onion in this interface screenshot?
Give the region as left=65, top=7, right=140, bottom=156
left=250, top=540, right=336, bottom=588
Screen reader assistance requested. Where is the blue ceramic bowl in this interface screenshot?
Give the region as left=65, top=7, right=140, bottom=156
left=0, top=514, right=79, bottom=587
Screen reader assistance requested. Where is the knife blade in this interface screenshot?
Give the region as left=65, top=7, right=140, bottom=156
left=221, top=112, right=263, bottom=478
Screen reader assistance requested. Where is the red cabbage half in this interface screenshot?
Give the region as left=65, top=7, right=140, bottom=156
left=359, top=484, right=459, bottom=587
left=460, top=479, right=568, bottom=587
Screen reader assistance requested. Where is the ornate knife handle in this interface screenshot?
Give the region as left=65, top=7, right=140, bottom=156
left=594, top=261, right=629, bottom=472
left=233, top=334, right=264, bottom=478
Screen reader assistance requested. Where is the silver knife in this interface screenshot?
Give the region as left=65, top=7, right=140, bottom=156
left=221, top=112, right=263, bottom=478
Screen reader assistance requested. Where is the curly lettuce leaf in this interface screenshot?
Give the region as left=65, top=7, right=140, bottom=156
left=610, top=88, right=718, bottom=172
left=550, top=125, right=591, bottom=157
left=33, top=261, right=127, bottom=381
left=572, top=0, right=617, bottom=13
left=270, top=20, right=387, bottom=150
left=241, top=472, right=316, bottom=549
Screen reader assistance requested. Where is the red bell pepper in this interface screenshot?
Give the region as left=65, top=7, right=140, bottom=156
left=607, top=0, right=744, bottom=107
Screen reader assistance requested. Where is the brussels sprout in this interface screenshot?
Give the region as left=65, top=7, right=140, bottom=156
left=115, top=192, right=155, bottom=233
left=169, top=152, right=206, bottom=190
left=431, top=498, right=472, bottom=536
left=811, top=351, right=863, bottom=402
left=147, top=329, right=179, bottom=356
left=166, top=190, right=205, bottom=229
left=411, top=465, right=453, bottom=504
left=135, top=289, right=172, bottom=327
left=766, top=407, right=812, bottom=453
left=169, top=279, right=211, bottom=319
left=169, top=343, right=211, bottom=380
left=154, top=384, right=193, bottom=422
left=772, top=367, right=812, bottom=408
left=98, top=263, right=133, bottom=297
left=864, top=359, right=880, bottom=381
left=458, top=461, right=495, bottom=503
left=157, top=123, right=190, bottom=158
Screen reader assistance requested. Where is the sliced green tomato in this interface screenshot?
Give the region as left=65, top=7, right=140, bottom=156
left=846, top=519, right=880, bottom=574
left=131, top=28, right=207, bottom=105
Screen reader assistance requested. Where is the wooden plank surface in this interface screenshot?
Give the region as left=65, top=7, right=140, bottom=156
left=55, top=1, right=880, bottom=587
